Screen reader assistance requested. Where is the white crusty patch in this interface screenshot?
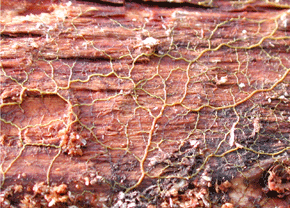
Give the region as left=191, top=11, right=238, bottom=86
left=141, top=37, right=160, bottom=48
left=280, top=10, right=290, bottom=29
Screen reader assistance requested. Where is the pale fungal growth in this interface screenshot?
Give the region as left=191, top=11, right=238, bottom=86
left=133, top=36, right=161, bottom=56
left=189, top=139, right=200, bottom=148
left=215, top=75, right=228, bottom=85
left=280, top=13, right=288, bottom=28
left=279, top=10, right=290, bottom=29
left=229, top=124, right=236, bottom=147
left=202, top=176, right=211, bottom=182
left=141, top=37, right=160, bottom=49
left=278, top=95, right=288, bottom=102
left=238, top=83, right=245, bottom=88
left=84, top=177, right=90, bottom=186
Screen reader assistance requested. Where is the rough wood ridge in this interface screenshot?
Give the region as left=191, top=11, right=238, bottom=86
left=1, top=0, right=290, bottom=207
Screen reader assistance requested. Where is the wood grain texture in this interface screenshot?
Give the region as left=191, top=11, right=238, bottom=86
left=1, top=0, right=290, bottom=207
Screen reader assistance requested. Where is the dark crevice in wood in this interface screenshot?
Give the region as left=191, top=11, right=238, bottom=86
left=0, top=33, right=43, bottom=38
left=77, top=0, right=124, bottom=6
left=125, top=0, right=212, bottom=9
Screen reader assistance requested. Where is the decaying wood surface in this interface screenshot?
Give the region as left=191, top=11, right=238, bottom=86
left=1, top=0, right=290, bottom=207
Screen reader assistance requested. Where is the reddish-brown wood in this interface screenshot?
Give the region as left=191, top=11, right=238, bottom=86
left=1, top=0, right=290, bottom=207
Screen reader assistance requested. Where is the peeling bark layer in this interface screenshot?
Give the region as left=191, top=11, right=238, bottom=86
left=1, top=0, right=290, bottom=207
